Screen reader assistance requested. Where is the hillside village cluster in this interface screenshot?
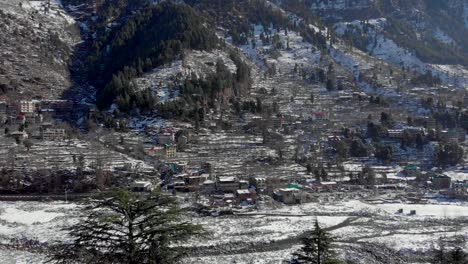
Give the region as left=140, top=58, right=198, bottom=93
left=0, top=80, right=467, bottom=210
left=0, top=21, right=467, bottom=209
left=0, top=100, right=71, bottom=142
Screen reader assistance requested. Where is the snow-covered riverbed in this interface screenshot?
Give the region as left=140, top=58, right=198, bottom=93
left=1, top=198, right=467, bottom=264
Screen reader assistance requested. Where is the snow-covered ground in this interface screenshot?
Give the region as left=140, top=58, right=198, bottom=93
left=187, top=198, right=468, bottom=263
left=0, top=202, right=80, bottom=245
left=0, top=138, right=154, bottom=173
left=186, top=246, right=301, bottom=264
left=444, top=169, right=468, bottom=181
left=433, top=27, right=454, bottom=45
left=0, top=194, right=467, bottom=263
left=0, top=249, right=46, bottom=264
left=236, top=24, right=321, bottom=73
left=0, top=0, right=77, bottom=45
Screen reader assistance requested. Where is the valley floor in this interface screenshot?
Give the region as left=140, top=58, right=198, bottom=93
left=0, top=193, right=467, bottom=264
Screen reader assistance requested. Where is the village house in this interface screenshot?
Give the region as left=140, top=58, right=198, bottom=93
left=164, top=143, right=177, bottom=158
left=39, top=100, right=73, bottom=113
left=20, top=100, right=37, bottom=114
left=255, top=177, right=267, bottom=192
left=202, top=162, right=212, bottom=173
left=404, top=165, right=420, bottom=177
left=158, top=133, right=175, bottom=144
left=167, top=161, right=187, bottom=173
left=0, top=101, right=7, bottom=116
left=130, top=181, right=154, bottom=192
left=352, top=91, right=369, bottom=100
left=440, top=129, right=464, bottom=143
left=337, top=93, right=353, bottom=102
left=239, top=180, right=249, bottom=189
left=274, top=188, right=300, bottom=204
left=272, top=115, right=285, bottom=129
left=387, top=129, right=404, bottom=139
left=387, top=127, right=425, bottom=140
left=87, top=107, right=99, bottom=120
left=223, top=193, right=236, bottom=205
left=201, top=180, right=216, bottom=193
left=9, top=131, right=28, bottom=141
left=405, top=126, right=425, bottom=136
left=314, top=181, right=338, bottom=192
left=236, top=189, right=257, bottom=204
left=144, top=145, right=165, bottom=157
left=42, top=128, right=66, bottom=141
left=451, top=181, right=468, bottom=198
left=39, top=108, right=59, bottom=121
left=184, top=174, right=209, bottom=192
left=312, top=111, right=329, bottom=121
left=172, top=181, right=186, bottom=192
left=6, top=103, right=19, bottom=116
left=8, top=114, right=26, bottom=125
left=431, top=175, right=452, bottom=189
left=217, top=177, right=239, bottom=193
left=413, top=117, right=436, bottom=129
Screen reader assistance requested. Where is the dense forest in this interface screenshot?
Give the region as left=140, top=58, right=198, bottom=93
left=80, top=1, right=220, bottom=111
left=187, top=0, right=328, bottom=49
left=79, top=0, right=328, bottom=115
left=69, top=0, right=466, bottom=116
left=157, top=50, right=252, bottom=123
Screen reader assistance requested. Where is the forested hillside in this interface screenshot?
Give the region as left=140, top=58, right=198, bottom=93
left=82, top=2, right=219, bottom=110
left=61, top=0, right=467, bottom=117
left=73, top=0, right=325, bottom=117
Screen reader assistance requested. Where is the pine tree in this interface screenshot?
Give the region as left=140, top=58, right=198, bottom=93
left=48, top=189, right=203, bottom=264
left=293, top=221, right=341, bottom=264
left=321, top=168, right=328, bottom=181
left=449, top=247, right=467, bottom=264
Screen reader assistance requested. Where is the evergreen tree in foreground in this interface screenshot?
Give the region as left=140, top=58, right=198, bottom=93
left=48, top=189, right=203, bottom=264
left=432, top=239, right=468, bottom=264
left=292, top=221, right=341, bottom=264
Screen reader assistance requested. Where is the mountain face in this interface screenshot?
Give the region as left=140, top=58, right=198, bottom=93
left=279, top=0, right=468, bottom=66
left=1, top=0, right=467, bottom=107
left=0, top=0, right=80, bottom=100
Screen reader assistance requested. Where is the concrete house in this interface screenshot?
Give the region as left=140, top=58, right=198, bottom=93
left=20, top=100, right=36, bottom=114
left=431, top=175, right=451, bottom=189
left=42, top=128, right=66, bottom=141
left=218, top=177, right=239, bottom=193
left=130, top=181, right=154, bottom=192
left=274, top=188, right=300, bottom=204
left=164, top=143, right=177, bottom=158
left=236, top=189, right=257, bottom=204
left=452, top=181, right=468, bottom=197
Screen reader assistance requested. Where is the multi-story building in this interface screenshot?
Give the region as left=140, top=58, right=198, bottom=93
left=20, top=101, right=36, bottom=114
left=452, top=181, right=468, bottom=197
left=42, top=128, right=66, bottom=141
left=217, top=177, right=239, bottom=193
left=164, top=143, right=177, bottom=158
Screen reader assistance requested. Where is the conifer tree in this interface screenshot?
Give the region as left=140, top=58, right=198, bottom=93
left=48, top=189, right=203, bottom=264
left=293, top=221, right=341, bottom=264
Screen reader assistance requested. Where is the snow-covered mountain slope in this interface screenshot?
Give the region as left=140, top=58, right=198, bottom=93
left=0, top=0, right=80, bottom=100
left=134, top=50, right=238, bottom=103
left=276, top=0, right=468, bottom=85
left=333, top=18, right=468, bottom=88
